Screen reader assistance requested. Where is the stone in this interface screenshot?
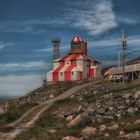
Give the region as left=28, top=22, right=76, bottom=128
left=126, top=123, right=130, bottom=126
left=86, top=106, right=95, bottom=115
left=99, top=124, right=107, bottom=132
left=81, top=127, right=97, bottom=139
left=61, top=136, right=80, bottom=140
left=134, top=119, right=140, bottom=125
left=77, top=106, right=82, bottom=112
left=104, top=133, right=110, bottom=137
left=108, top=106, right=113, bottom=111
left=57, top=114, right=65, bottom=120
left=31, top=138, right=38, bottom=140
left=134, top=91, right=140, bottom=99
left=96, top=118, right=102, bottom=123
left=127, top=107, right=135, bottom=116
left=119, top=131, right=140, bottom=139
left=79, top=98, right=83, bottom=101
left=67, top=115, right=82, bottom=128
left=97, top=108, right=106, bottom=115
left=123, top=93, right=130, bottom=99
left=93, top=90, right=97, bottom=94
left=108, top=124, right=119, bottom=130
left=49, top=129, right=57, bottom=133
left=49, top=94, right=54, bottom=99
left=0, top=107, right=5, bottom=114
left=119, top=130, right=125, bottom=136
left=66, top=115, right=73, bottom=122
left=70, top=95, right=74, bottom=99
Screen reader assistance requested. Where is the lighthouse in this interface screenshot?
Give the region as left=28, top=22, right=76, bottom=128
left=46, top=35, right=101, bottom=82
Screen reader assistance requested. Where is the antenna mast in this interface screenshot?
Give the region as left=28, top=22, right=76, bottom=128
left=122, top=30, right=127, bottom=85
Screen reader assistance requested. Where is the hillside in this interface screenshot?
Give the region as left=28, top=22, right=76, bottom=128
left=13, top=79, right=140, bottom=140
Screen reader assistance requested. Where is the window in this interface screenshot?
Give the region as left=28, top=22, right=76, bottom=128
left=60, top=72, right=63, bottom=76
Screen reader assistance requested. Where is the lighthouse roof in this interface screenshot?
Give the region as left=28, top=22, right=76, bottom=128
left=71, top=35, right=83, bottom=42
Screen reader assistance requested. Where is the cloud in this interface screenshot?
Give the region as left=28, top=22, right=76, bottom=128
left=0, top=61, right=50, bottom=73
left=65, top=0, right=117, bottom=35
left=0, top=42, right=13, bottom=49
left=117, top=17, right=139, bottom=25
left=36, top=45, right=69, bottom=52
left=0, top=0, right=117, bottom=35
left=0, top=18, right=68, bottom=33
left=88, top=35, right=140, bottom=49
left=0, top=74, right=44, bottom=98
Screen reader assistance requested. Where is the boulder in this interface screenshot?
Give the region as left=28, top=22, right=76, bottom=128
left=104, top=133, right=110, bottom=137
left=134, top=91, right=140, bottom=99
left=57, top=114, right=65, bottom=120
left=99, top=124, right=107, bottom=132
left=0, top=107, right=5, bottom=114
left=67, top=115, right=82, bottom=128
left=49, top=129, right=57, bottom=133
left=119, top=130, right=125, bottom=136
left=119, top=131, right=140, bottom=139
left=67, top=112, right=89, bottom=128
left=77, top=105, right=82, bottom=112
left=127, top=107, right=135, bottom=116
left=49, top=94, right=54, bottom=99
left=134, top=119, right=140, bottom=125
left=66, top=115, right=73, bottom=122
left=61, top=136, right=80, bottom=140
left=108, top=124, right=119, bottom=130
left=81, top=126, right=97, bottom=139
left=86, top=106, right=95, bottom=115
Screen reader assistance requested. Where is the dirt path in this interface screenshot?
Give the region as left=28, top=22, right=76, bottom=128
left=0, top=81, right=98, bottom=140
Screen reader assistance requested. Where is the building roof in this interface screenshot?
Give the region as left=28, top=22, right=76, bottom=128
left=127, top=57, right=140, bottom=64
left=57, top=53, right=100, bottom=63
left=71, top=35, right=83, bottom=42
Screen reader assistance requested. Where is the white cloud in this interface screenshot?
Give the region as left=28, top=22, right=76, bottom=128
left=65, top=0, right=117, bottom=35
left=0, top=0, right=118, bottom=35
left=0, top=42, right=13, bottom=49
left=36, top=45, right=69, bottom=52
left=0, top=61, right=50, bottom=72
left=117, top=17, right=139, bottom=25
left=0, top=74, right=44, bottom=97
left=88, top=35, right=140, bottom=49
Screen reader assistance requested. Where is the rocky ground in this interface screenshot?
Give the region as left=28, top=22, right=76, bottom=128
left=14, top=79, right=140, bottom=140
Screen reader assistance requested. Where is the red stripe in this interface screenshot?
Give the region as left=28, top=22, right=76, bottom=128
left=53, top=65, right=64, bottom=81
left=90, top=69, right=94, bottom=78
left=72, top=54, right=80, bottom=60
left=64, top=64, right=76, bottom=81
left=59, top=55, right=69, bottom=62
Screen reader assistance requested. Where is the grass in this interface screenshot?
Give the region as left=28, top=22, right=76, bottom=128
left=111, top=79, right=140, bottom=93
left=13, top=79, right=140, bottom=140
left=15, top=97, right=84, bottom=140
left=0, top=103, right=37, bottom=127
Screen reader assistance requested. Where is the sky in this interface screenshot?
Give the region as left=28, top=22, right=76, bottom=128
left=0, top=0, right=140, bottom=99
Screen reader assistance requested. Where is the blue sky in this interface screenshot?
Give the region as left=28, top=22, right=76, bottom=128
left=0, top=0, right=140, bottom=98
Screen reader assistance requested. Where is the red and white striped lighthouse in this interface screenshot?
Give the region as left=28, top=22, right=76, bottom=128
left=47, top=35, right=101, bottom=82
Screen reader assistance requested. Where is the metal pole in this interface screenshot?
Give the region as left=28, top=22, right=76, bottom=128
left=122, top=30, right=127, bottom=85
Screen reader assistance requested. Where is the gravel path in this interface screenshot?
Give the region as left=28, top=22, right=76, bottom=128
left=0, top=81, right=98, bottom=140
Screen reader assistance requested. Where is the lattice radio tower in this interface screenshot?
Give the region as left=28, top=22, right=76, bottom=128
left=52, top=37, right=60, bottom=60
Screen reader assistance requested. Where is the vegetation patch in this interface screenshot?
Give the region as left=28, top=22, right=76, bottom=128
left=0, top=103, right=37, bottom=127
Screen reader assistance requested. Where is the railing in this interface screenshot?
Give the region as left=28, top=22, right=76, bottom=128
left=109, top=63, right=140, bottom=75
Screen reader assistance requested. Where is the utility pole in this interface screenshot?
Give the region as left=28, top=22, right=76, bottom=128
left=122, top=30, right=127, bottom=85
